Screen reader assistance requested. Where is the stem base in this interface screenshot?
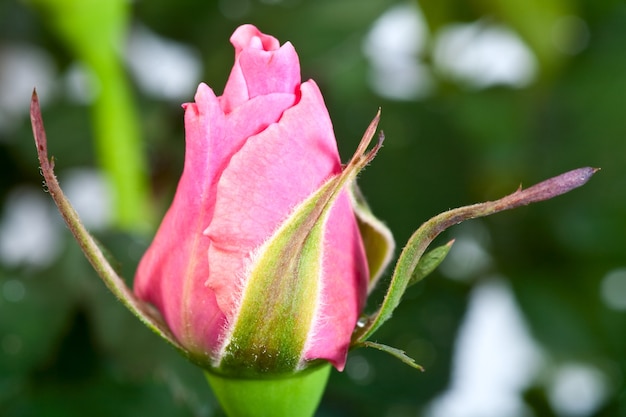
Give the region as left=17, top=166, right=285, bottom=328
left=205, top=364, right=331, bottom=417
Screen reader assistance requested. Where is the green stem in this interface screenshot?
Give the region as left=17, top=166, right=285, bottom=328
left=93, top=59, right=152, bottom=230
left=30, top=0, right=152, bottom=231
left=205, top=364, right=331, bottom=417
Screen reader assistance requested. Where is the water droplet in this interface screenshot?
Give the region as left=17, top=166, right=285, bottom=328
left=356, top=316, right=368, bottom=328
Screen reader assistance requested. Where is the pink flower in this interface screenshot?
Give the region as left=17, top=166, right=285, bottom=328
left=134, top=25, right=393, bottom=375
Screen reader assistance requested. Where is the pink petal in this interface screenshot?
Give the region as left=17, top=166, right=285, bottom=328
left=134, top=83, right=297, bottom=354
left=221, top=27, right=300, bottom=114
left=303, top=190, right=369, bottom=370
left=205, top=80, right=342, bottom=323
left=231, top=24, right=281, bottom=53
left=134, top=84, right=227, bottom=353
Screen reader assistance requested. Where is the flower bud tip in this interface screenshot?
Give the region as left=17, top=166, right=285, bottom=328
left=520, top=166, right=598, bottom=205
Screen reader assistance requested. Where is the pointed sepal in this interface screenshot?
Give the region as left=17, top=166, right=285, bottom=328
left=349, top=182, right=395, bottom=291
left=29, top=90, right=190, bottom=359
left=352, top=167, right=598, bottom=355
left=358, top=341, right=424, bottom=371
left=216, top=111, right=384, bottom=375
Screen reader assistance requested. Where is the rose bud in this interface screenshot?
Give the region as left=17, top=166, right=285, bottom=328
left=30, top=22, right=596, bottom=417
left=30, top=25, right=394, bottom=417
left=133, top=24, right=394, bottom=377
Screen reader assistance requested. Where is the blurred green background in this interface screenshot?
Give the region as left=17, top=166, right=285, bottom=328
left=1, top=0, right=624, bottom=416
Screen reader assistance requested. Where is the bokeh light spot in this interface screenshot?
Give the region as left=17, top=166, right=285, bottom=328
left=547, top=363, right=609, bottom=416
left=600, top=268, right=626, bottom=311
left=2, top=279, right=25, bottom=303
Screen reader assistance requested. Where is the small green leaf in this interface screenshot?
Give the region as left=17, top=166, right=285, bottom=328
left=359, top=341, right=424, bottom=371
left=408, top=240, right=454, bottom=287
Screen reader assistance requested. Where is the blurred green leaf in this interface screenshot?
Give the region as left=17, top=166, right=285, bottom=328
left=28, top=0, right=152, bottom=231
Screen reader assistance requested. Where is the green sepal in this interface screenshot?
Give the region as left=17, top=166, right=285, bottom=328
left=218, top=179, right=334, bottom=374
left=408, top=240, right=454, bottom=287
left=352, top=167, right=597, bottom=358
left=358, top=341, right=424, bottom=371
left=30, top=91, right=190, bottom=360
left=218, top=111, right=385, bottom=375
left=349, top=241, right=452, bottom=369
left=349, top=182, right=395, bottom=291
left=205, top=363, right=331, bottom=417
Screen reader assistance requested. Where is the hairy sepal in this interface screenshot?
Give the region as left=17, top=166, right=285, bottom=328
left=216, top=112, right=384, bottom=376
left=29, top=91, right=192, bottom=361
left=349, top=182, right=395, bottom=292
left=353, top=167, right=598, bottom=364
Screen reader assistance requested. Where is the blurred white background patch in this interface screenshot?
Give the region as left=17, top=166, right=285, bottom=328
left=433, top=21, right=538, bottom=89
left=425, top=279, right=543, bottom=417
left=0, top=43, right=56, bottom=134
left=364, top=2, right=538, bottom=101
left=0, top=169, right=112, bottom=268
left=363, top=2, right=434, bottom=101
left=0, top=187, right=62, bottom=268
left=547, top=362, right=610, bottom=416
left=126, top=25, right=202, bottom=101
left=61, top=168, right=113, bottom=231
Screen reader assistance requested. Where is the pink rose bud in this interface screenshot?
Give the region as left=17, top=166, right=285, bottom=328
left=134, top=25, right=393, bottom=375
